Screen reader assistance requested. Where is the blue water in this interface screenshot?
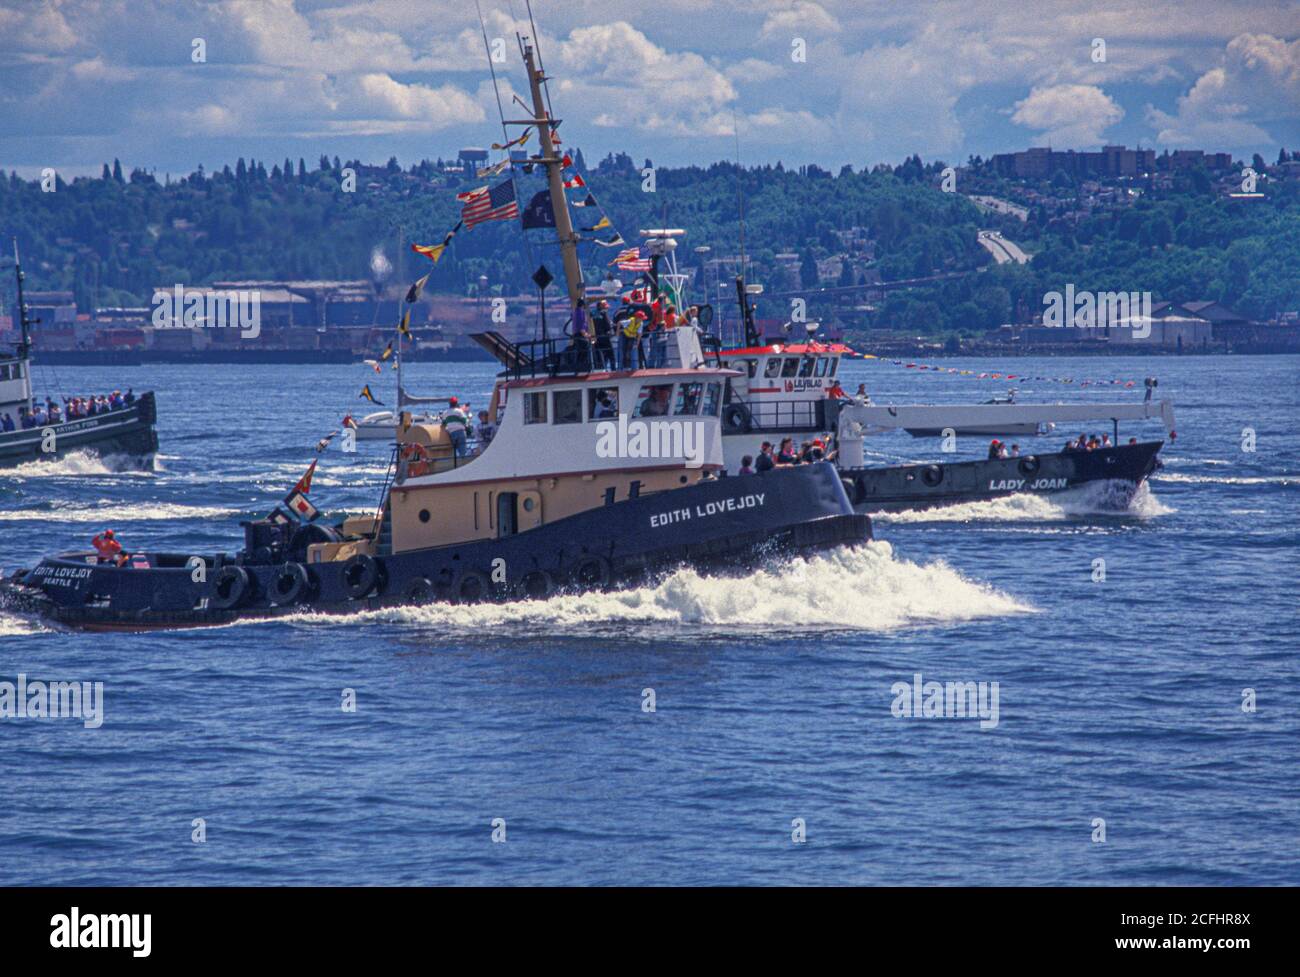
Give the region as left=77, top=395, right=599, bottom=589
left=2, top=354, right=1297, bottom=885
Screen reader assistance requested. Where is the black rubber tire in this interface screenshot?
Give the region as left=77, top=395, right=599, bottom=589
left=514, top=569, right=554, bottom=600
left=403, top=576, right=435, bottom=605
left=723, top=404, right=750, bottom=432
left=454, top=569, right=491, bottom=604
left=342, top=553, right=380, bottom=600
left=212, top=565, right=251, bottom=610
left=922, top=464, right=944, bottom=487
left=271, top=563, right=310, bottom=605
left=1018, top=455, right=1041, bottom=476
left=286, top=522, right=341, bottom=562
left=572, top=555, right=612, bottom=590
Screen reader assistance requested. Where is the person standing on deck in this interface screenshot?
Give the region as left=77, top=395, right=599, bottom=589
left=620, top=311, right=645, bottom=370
left=592, top=300, right=615, bottom=369
left=92, top=530, right=122, bottom=564
left=442, top=397, right=470, bottom=457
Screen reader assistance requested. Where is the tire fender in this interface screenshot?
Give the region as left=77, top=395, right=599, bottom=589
left=342, top=553, right=380, bottom=600
left=271, top=562, right=310, bottom=605
left=453, top=569, right=491, bottom=604
left=212, top=565, right=251, bottom=610
left=572, top=555, right=612, bottom=591
left=514, top=569, right=555, bottom=600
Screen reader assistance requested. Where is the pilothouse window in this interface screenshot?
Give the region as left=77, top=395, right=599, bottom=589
left=524, top=391, right=548, bottom=424
left=814, top=357, right=830, bottom=377
left=764, top=358, right=782, bottom=379
left=781, top=358, right=799, bottom=378
left=702, top=383, right=721, bottom=417
left=553, top=389, right=583, bottom=424
left=799, top=357, right=816, bottom=378
left=635, top=383, right=673, bottom=418
left=674, top=382, right=702, bottom=416
left=588, top=387, right=619, bottom=419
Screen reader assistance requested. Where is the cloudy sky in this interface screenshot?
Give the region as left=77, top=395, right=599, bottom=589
left=0, top=0, right=1296, bottom=178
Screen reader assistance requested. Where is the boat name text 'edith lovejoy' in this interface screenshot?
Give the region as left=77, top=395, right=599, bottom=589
left=649, top=493, right=767, bottom=528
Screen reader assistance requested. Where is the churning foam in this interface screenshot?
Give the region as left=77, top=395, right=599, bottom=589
left=0, top=500, right=240, bottom=523
left=872, top=480, right=1172, bottom=524
left=240, top=541, right=1033, bottom=635
left=6, top=451, right=157, bottom=478
left=1154, top=472, right=1297, bottom=487
left=0, top=612, right=48, bottom=636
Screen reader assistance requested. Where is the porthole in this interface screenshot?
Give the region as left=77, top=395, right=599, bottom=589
left=418, top=509, right=431, bottom=523
left=522, top=497, right=535, bottom=512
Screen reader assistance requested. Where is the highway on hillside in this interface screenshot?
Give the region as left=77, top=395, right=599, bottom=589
left=977, top=230, right=1031, bottom=264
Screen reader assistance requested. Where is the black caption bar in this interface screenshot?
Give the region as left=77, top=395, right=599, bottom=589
left=0, top=886, right=1280, bottom=964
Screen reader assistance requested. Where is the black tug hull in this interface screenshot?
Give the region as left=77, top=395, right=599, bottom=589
left=844, top=440, right=1163, bottom=513
left=1, top=462, right=871, bottom=631
left=0, top=393, right=158, bottom=470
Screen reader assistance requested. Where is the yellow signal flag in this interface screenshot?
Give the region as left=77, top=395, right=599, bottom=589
left=411, top=242, right=448, bottom=264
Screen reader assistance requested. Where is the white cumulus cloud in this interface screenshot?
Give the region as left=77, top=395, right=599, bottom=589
left=1146, top=33, right=1300, bottom=147
left=1010, top=84, right=1124, bottom=146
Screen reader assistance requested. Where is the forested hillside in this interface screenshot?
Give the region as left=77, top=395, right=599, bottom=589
left=1, top=150, right=1295, bottom=333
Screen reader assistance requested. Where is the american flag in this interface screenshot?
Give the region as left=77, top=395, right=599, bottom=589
left=457, top=179, right=519, bottom=228
left=613, top=247, right=650, bottom=272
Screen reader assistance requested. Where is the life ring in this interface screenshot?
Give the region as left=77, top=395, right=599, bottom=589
left=453, top=569, right=491, bottom=603
left=723, top=404, right=751, bottom=432
left=212, top=565, right=251, bottom=610
left=342, top=553, right=380, bottom=599
left=400, top=442, right=433, bottom=478
left=1018, top=455, right=1041, bottom=476
left=403, top=576, right=436, bottom=605
left=921, top=464, right=944, bottom=487
left=271, top=562, right=311, bottom=605
left=515, top=569, right=555, bottom=600
left=572, top=555, right=612, bottom=590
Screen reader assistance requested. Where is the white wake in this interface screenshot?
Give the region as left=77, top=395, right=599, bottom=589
left=239, top=541, right=1034, bottom=635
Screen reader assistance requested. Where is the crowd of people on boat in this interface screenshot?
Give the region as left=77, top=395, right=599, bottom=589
left=1063, top=432, right=1114, bottom=452
left=0, top=389, right=135, bottom=433
left=987, top=439, right=1023, bottom=459
left=739, top=435, right=838, bottom=474
left=564, top=283, right=706, bottom=372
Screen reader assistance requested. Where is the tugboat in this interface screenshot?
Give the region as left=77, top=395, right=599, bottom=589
left=0, top=327, right=869, bottom=630
left=1, top=240, right=158, bottom=469
left=713, top=326, right=1174, bottom=512
left=712, top=321, right=1174, bottom=511
left=0, top=35, right=870, bottom=632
